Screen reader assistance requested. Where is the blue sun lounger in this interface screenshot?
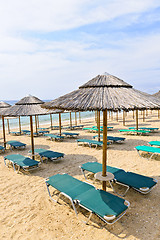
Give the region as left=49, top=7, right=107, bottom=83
left=44, top=134, right=64, bottom=141
left=45, top=173, right=130, bottom=225
left=7, top=141, right=26, bottom=150
left=38, top=130, right=50, bottom=135
left=77, top=139, right=110, bottom=148
left=0, top=145, right=5, bottom=152
left=29, top=148, right=64, bottom=162
left=4, top=154, right=40, bottom=173
left=80, top=162, right=157, bottom=195
left=62, top=132, right=79, bottom=138
left=10, top=131, right=21, bottom=136
left=26, top=132, right=40, bottom=137
left=93, top=135, right=125, bottom=143
left=135, top=145, right=160, bottom=159
left=22, top=130, right=31, bottom=134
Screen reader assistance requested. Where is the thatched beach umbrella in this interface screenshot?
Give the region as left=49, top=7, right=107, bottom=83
left=42, top=73, right=160, bottom=191
left=3, top=95, right=62, bottom=159
left=0, top=101, right=11, bottom=145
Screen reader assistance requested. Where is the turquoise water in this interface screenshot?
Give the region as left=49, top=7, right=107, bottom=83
left=0, top=100, right=96, bottom=130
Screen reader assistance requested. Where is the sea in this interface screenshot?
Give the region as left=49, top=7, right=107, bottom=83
left=0, top=100, right=96, bottom=131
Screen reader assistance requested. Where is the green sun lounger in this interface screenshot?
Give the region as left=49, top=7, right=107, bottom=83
left=129, top=127, right=159, bottom=132
left=29, top=148, right=64, bottom=162
left=37, top=127, right=50, bottom=130
left=77, top=139, right=110, bottom=148
left=45, top=173, right=130, bottom=225
left=135, top=145, right=160, bottom=159
left=7, top=141, right=26, bottom=150
left=93, top=135, right=125, bottom=143
left=82, top=127, right=103, bottom=132
left=0, top=145, right=5, bottom=152
left=92, top=126, right=113, bottom=130
left=149, top=141, right=160, bottom=147
left=62, top=132, right=79, bottom=138
left=4, top=154, right=40, bottom=173
left=80, top=162, right=157, bottom=195
left=119, top=129, right=150, bottom=135
left=44, top=134, right=64, bottom=141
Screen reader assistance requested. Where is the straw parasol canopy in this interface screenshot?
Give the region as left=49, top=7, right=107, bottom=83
left=152, top=90, right=160, bottom=99
left=42, top=73, right=160, bottom=191
left=2, top=95, right=62, bottom=159
left=0, top=101, right=11, bottom=115
left=43, top=73, right=160, bottom=111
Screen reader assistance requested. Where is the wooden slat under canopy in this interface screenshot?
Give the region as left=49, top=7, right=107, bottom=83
left=42, top=73, right=160, bottom=191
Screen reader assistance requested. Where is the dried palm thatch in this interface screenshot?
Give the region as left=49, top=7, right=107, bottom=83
left=3, top=95, right=62, bottom=116
left=42, top=73, right=160, bottom=111
left=152, top=90, right=160, bottom=99
left=0, top=101, right=11, bottom=115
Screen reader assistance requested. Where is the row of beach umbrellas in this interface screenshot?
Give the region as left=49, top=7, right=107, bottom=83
left=1, top=73, right=160, bottom=191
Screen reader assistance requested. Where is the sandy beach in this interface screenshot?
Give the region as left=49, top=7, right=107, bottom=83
left=0, top=111, right=160, bottom=240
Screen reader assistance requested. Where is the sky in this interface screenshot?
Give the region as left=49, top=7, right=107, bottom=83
left=0, top=0, right=160, bottom=101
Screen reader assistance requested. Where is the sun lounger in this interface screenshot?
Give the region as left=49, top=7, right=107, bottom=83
left=22, top=130, right=31, bottom=134
left=37, top=127, right=50, bottom=130
left=71, top=125, right=84, bottom=129
left=92, top=126, right=113, bottom=131
left=29, top=148, right=64, bottom=162
left=4, top=154, right=40, bottom=173
left=93, top=135, right=125, bottom=143
left=77, top=139, right=110, bottom=148
left=51, top=126, right=63, bottom=130
left=45, top=173, right=130, bottom=224
left=119, top=129, right=150, bottom=135
left=80, top=162, right=157, bottom=195
left=38, top=130, right=50, bottom=135
left=7, top=141, right=26, bottom=150
left=129, top=127, right=159, bottom=132
left=83, top=127, right=103, bottom=133
left=135, top=145, right=160, bottom=159
left=62, top=132, right=79, bottom=138
left=10, top=131, right=21, bottom=136
left=149, top=141, right=160, bottom=147
left=26, top=132, right=40, bottom=137
left=44, top=134, right=64, bottom=141
left=0, top=145, right=5, bottom=152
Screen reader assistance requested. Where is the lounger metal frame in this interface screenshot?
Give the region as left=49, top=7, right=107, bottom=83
left=45, top=175, right=130, bottom=225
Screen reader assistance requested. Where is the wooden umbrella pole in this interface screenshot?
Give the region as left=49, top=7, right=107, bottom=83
left=70, top=112, right=72, bottom=128
left=75, top=112, right=77, bottom=126
left=2, top=116, right=6, bottom=149
left=79, top=112, right=81, bottom=123
left=102, top=109, right=107, bottom=191
left=35, top=116, right=38, bottom=133
left=19, top=116, right=21, bottom=134
left=95, top=111, right=97, bottom=123
left=123, top=110, right=125, bottom=126
left=136, top=109, right=138, bottom=130
left=97, top=111, right=98, bottom=128
left=133, top=110, right=134, bottom=119
left=30, top=116, right=34, bottom=160
left=50, top=114, right=53, bottom=130
left=37, top=116, right=39, bottom=128
left=7, top=119, right=10, bottom=134
left=111, top=111, right=113, bottom=121
left=158, top=110, right=160, bottom=119
left=143, top=110, right=145, bottom=122
left=116, top=111, right=118, bottom=122
left=98, top=111, right=100, bottom=142
left=59, top=113, right=62, bottom=136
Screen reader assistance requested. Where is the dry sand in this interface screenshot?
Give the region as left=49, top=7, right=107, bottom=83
left=0, top=111, right=160, bottom=240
